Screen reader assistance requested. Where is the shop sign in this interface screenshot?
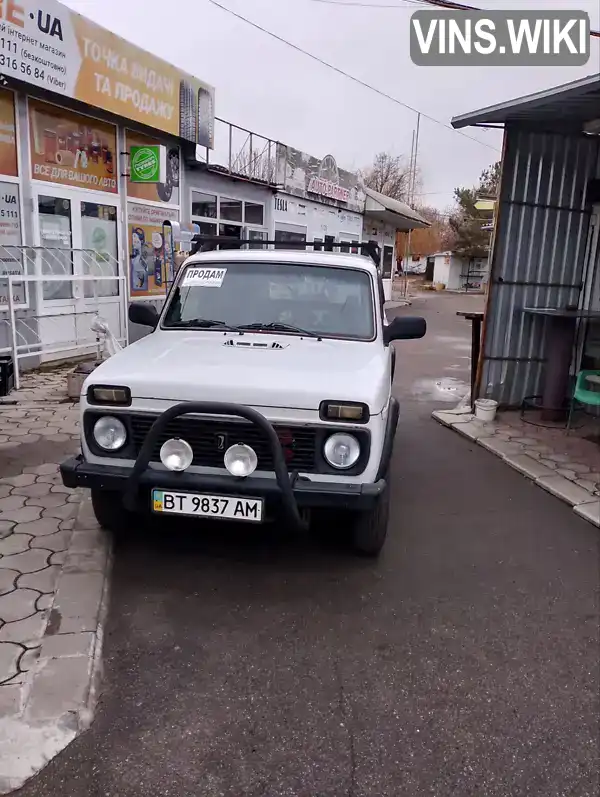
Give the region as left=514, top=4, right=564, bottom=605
left=0, top=91, right=17, bottom=177
left=128, top=202, right=178, bottom=299
left=0, top=182, right=25, bottom=308
left=126, top=131, right=179, bottom=205
left=275, top=144, right=364, bottom=213
left=0, top=0, right=215, bottom=147
left=130, top=145, right=166, bottom=183
left=29, top=99, right=117, bottom=192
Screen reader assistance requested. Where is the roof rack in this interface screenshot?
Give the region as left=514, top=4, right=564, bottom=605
left=189, top=234, right=381, bottom=266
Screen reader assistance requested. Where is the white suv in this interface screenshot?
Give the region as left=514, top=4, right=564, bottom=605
left=61, top=246, right=426, bottom=556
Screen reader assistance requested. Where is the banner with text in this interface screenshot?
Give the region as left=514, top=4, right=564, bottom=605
left=29, top=99, right=117, bottom=192
left=0, top=0, right=215, bottom=147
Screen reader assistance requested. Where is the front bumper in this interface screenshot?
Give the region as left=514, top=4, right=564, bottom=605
left=63, top=400, right=394, bottom=530
left=61, top=455, right=386, bottom=514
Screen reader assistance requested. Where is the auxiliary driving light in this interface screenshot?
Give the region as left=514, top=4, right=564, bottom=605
left=224, top=443, right=258, bottom=477
left=160, top=438, right=193, bottom=472
left=323, top=433, right=360, bottom=470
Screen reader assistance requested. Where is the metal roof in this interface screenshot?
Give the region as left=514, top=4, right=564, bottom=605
left=451, top=72, right=600, bottom=129
left=363, top=186, right=431, bottom=231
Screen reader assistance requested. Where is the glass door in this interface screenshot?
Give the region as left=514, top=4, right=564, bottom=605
left=80, top=201, right=119, bottom=301
left=35, top=188, right=121, bottom=312
left=37, top=193, right=74, bottom=309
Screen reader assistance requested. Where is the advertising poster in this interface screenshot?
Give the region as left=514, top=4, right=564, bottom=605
left=126, top=131, right=179, bottom=205
left=0, top=182, right=25, bottom=308
left=0, top=0, right=214, bottom=148
left=128, top=202, right=178, bottom=298
left=29, top=99, right=117, bottom=192
left=275, top=145, right=365, bottom=213
left=0, top=91, right=17, bottom=177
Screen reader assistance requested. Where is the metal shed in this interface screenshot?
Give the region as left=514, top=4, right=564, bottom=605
left=452, top=73, right=600, bottom=407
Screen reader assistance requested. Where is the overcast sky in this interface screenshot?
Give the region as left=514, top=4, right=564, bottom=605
left=65, top=0, right=600, bottom=209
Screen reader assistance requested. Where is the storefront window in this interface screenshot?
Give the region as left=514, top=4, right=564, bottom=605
left=219, top=223, right=242, bottom=249
left=197, top=221, right=217, bottom=237
left=192, top=192, right=217, bottom=218
left=275, top=229, right=306, bottom=249
left=220, top=198, right=243, bottom=222
left=245, top=202, right=264, bottom=225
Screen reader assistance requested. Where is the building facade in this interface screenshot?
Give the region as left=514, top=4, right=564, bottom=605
left=0, top=0, right=215, bottom=368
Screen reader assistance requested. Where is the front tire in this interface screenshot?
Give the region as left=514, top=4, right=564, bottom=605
left=350, top=484, right=390, bottom=557
left=91, top=489, right=132, bottom=533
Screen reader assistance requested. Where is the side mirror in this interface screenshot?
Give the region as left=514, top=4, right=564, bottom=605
left=383, top=316, right=426, bottom=345
left=128, top=303, right=159, bottom=330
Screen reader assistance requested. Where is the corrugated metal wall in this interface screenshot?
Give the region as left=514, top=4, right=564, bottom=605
left=480, top=127, right=600, bottom=406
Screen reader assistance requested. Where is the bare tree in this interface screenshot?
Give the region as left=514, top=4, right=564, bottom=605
left=360, top=152, right=419, bottom=202
left=231, top=145, right=276, bottom=183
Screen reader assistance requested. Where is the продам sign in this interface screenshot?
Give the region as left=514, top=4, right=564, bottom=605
left=0, top=0, right=215, bottom=148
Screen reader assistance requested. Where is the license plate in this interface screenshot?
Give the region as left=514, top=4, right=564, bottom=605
left=151, top=489, right=263, bottom=522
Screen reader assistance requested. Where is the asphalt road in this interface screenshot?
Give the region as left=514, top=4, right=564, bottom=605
left=18, top=292, right=600, bottom=797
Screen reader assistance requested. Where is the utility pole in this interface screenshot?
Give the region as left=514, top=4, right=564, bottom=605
left=401, top=113, right=421, bottom=297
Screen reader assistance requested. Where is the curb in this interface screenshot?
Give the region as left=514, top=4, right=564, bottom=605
left=0, top=495, right=111, bottom=794
left=432, top=410, right=600, bottom=528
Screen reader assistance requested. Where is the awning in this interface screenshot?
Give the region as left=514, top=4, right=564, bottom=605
left=451, top=72, right=600, bottom=130
left=363, top=186, right=430, bottom=232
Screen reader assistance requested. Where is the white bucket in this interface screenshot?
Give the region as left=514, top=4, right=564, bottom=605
left=474, top=398, right=498, bottom=422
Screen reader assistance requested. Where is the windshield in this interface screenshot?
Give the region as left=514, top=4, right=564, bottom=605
left=163, top=261, right=376, bottom=340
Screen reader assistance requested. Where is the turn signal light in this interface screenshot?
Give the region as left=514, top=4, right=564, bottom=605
left=319, top=401, right=369, bottom=423
left=88, top=385, right=131, bottom=406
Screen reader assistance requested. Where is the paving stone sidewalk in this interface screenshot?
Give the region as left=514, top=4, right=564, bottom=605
left=0, top=368, right=111, bottom=794
left=433, top=408, right=600, bottom=527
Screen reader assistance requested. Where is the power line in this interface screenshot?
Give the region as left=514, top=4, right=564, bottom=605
left=207, top=0, right=499, bottom=152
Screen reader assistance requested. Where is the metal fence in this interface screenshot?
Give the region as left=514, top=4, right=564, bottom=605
left=0, top=272, right=127, bottom=390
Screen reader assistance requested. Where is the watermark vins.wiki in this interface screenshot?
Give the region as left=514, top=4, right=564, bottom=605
left=410, top=10, right=590, bottom=66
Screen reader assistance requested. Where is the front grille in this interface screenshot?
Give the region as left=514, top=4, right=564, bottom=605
left=128, top=414, right=317, bottom=473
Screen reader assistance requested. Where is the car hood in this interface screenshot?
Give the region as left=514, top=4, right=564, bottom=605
left=86, top=330, right=389, bottom=413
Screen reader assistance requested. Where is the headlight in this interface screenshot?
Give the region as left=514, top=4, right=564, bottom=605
left=323, top=433, right=360, bottom=469
left=160, top=438, right=193, bottom=472
left=93, top=416, right=127, bottom=451
left=224, top=443, right=258, bottom=477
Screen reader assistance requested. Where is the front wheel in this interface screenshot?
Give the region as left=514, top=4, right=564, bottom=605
left=91, top=489, right=133, bottom=533
left=350, top=484, right=390, bottom=557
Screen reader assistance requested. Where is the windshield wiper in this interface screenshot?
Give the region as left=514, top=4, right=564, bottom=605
left=238, top=321, right=321, bottom=338
left=167, top=318, right=241, bottom=331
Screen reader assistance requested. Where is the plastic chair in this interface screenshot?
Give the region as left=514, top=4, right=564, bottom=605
left=566, top=370, right=600, bottom=432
